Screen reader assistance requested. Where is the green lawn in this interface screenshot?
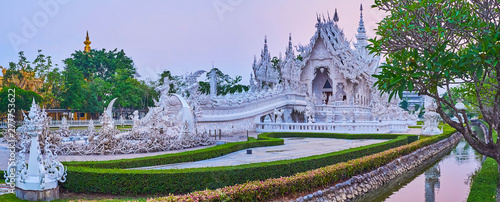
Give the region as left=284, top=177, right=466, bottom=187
left=467, top=158, right=498, bottom=202
left=467, top=122, right=498, bottom=201
left=0, top=193, right=147, bottom=202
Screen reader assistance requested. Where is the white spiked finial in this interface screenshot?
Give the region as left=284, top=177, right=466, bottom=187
left=355, top=4, right=368, bottom=49
left=333, top=9, right=339, bottom=22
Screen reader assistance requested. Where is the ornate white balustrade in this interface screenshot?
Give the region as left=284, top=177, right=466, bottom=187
left=256, top=121, right=409, bottom=134
left=198, top=93, right=307, bottom=122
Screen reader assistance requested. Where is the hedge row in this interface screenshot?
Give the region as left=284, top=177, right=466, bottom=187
left=63, top=136, right=283, bottom=169
left=61, top=133, right=412, bottom=195
left=64, top=132, right=414, bottom=169
left=150, top=126, right=457, bottom=201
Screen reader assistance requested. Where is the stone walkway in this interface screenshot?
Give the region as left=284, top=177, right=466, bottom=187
left=0, top=132, right=259, bottom=170
left=0, top=128, right=422, bottom=171
left=0, top=184, right=13, bottom=196
left=131, top=138, right=388, bottom=170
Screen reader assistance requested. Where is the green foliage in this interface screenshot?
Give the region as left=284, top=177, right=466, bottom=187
left=198, top=68, right=249, bottom=96
left=271, top=56, right=280, bottom=70
left=296, top=55, right=303, bottom=61
left=60, top=62, right=87, bottom=110
left=60, top=133, right=413, bottom=195
left=370, top=1, right=500, bottom=180
left=39, top=67, right=64, bottom=108
left=65, top=49, right=135, bottom=82
left=152, top=128, right=456, bottom=201
left=64, top=135, right=284, bottom=169
left=158, top=70, right=178, bottom=94
left=368, top=0, right=476, bottom=101
left=399, top=100, right=409, bottom=111
left=0, top=86, right=42, bottom=120
left=112, top=68, right=144, bottom=110
left=57, top=49, right=156, bottom=112
left=0, top=194, right=25, bottom=202
left=468, top=158, right=498, bottom=202
left=2, top=50, right=56, bottom=108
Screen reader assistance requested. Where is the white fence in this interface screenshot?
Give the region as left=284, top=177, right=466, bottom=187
left=0, top=119, right=133, bottom=128
left=255, top=121, right=410, bottom=134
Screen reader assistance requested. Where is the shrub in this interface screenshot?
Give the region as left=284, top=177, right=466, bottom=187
left=61, top=133, right=412, bottom=195
left=64, top=136, right=283, bottom=169
left=149, top=128, right=457, bottom=201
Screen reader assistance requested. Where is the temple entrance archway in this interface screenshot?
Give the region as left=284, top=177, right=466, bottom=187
left=312, top=67, right=332, bottom=104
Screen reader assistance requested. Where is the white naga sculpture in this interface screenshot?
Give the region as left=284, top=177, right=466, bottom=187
left=6, top=99, right=66, bottom=200
left=422, top=96, right=443, bottom=135
left=57, top=93, right=213, bottom=155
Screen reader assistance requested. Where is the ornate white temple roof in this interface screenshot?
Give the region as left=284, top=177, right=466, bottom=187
left=294, top=7, right=378, bottom=82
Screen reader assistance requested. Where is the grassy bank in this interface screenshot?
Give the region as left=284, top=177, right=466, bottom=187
left=468, top=158, right=498, bottom=202
left=467, top=121, right=498, bottom=202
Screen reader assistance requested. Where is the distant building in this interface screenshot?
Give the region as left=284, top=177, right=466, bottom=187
left=402, top=91, right=424, bottom=108
left=84, top=31, right=92, bottom=53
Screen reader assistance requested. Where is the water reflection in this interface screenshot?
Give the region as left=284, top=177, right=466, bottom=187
left=381, top=139, right=483, bottom=202
left=424, top=164, right=440, bottom=202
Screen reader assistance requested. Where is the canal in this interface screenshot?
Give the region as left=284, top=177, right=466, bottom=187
left=363, top=126, right=485, bottom=202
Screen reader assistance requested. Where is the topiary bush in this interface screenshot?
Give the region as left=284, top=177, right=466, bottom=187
left=61, top=133, right=411, bottom=195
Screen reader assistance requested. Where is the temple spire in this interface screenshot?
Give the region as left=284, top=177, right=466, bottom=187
left=286, top=33, right=294, bottom=59
left=263, top=36, right=268, bottom=54
left=355, top=4, right=367, bottom=49
left=288, top=33, right=292, bottom=51
left=333, top=9, right=339, bottom=22
left=84, top=31, right=92, bottom=53
left=261, top=36, right=270, bottom=60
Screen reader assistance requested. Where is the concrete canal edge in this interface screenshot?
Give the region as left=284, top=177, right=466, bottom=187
left=294, top=133, right=462, bottom=202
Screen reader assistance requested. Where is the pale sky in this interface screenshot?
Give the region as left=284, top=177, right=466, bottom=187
left=0, top=0, right=386, bottom=84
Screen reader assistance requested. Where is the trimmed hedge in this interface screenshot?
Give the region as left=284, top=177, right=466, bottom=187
left=151, top=126, right=457, bottom=201
left=64, top=132, right=416, bottom=169
left=64, top=136, right=283, bottom=169
left=61, top=133, right=413, bottom=195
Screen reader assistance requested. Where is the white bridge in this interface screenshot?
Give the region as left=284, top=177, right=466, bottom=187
left=194, top=92, right=412, bottom=134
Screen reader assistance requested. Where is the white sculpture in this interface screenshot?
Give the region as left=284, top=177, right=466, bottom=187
left=422, top=97, right=443, bottom=135
left=58, top=116, right=70, bottom=137
left=6, top=99, right=66, bottom=200
left=209, top=70, right=218, bottom=96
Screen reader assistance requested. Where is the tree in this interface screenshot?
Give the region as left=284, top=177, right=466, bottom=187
left=0, top=86, right=42, bottom=121
left=65, top=48, right=135, bottom=82
left=2, top=50, right=51, bottom=92
left=198, top=68, right=249, bottom=96
left=39, top=67, right=64, bottom=108
left=399, top=100, right=409, bottom=111
left=157, top=70, right=179, bottom=94
left=370, top=0, right=500, bottom=192
left=112, top=68, right=144, bottom=115
left=60, top=61, right=87, bottom=111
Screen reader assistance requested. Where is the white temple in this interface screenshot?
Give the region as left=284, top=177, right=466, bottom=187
left=20, top=6, right=417, bottom=158
left=186, top=6, right=414, bottom=134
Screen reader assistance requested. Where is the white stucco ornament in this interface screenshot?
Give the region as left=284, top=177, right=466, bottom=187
left=422, top=97, right=443, bottom=136
left=6, top=99, right=66, bottom=193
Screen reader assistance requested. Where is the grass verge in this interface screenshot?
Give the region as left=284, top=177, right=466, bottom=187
left=467, top=158, right=498, bottom=202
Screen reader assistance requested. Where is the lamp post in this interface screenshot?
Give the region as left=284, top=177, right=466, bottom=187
left=455, top=101, right=466, bottom=110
